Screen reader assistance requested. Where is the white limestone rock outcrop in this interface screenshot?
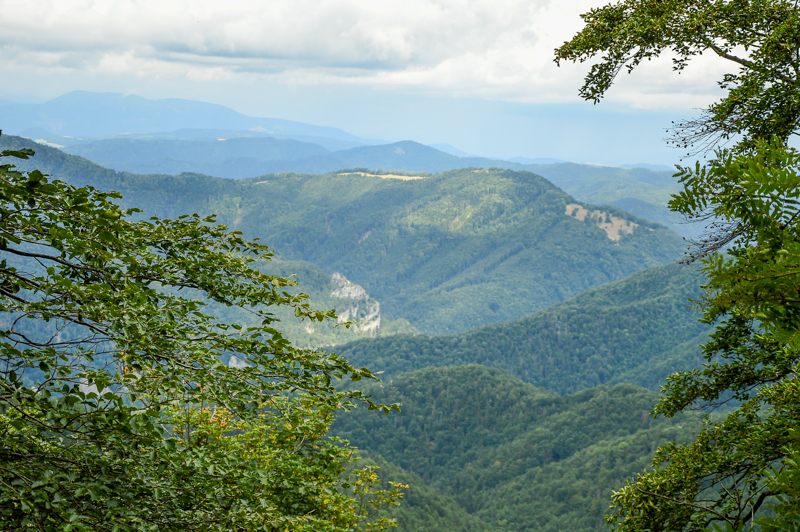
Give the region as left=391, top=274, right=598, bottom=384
left=330, top=272, right=381, bottom=335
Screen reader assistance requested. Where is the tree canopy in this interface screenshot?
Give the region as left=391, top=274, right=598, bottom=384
left=606, top=140, right=800, bottom=530
left=557, top=1, right=800, bottom=530
left=0, top=143, right=401, bottom=531
left=555, top=0, right=800, bottom=156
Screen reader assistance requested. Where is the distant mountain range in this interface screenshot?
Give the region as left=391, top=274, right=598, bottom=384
left=0, top=90, right=383, bottom=145
left=0, top=134, right=687, bottom=335
left=0, top=91, right=698, bottom=237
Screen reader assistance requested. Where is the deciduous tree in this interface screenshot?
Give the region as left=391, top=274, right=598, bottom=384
left=557, top=1, right=800, bottom=529
left=555, top=0, right=800, bottom=156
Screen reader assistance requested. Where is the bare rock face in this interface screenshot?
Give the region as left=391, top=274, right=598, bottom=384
left=331, top=283, right=369, bottom=301
left=330, top=272, right=381, bottom=334
left=330, top=272, right=349, bottom=287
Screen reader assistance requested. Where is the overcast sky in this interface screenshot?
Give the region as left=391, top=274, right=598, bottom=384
left=0, top=0, right=736, bottom=164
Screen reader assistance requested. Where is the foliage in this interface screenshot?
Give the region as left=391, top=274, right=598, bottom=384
left=554, top=0, right=800, bottom=156
left=0, top=135, right=686, bottom=335
left=604, top=140, right=800, bottom=530
left=334, top=365, right=703, bottom=532
left=0, top=145, right=400, bottom=531
left=336, top=261, right=711, bottom=394
left=760, top=432, right=800, bottom=532
left=559, top=2, right=800, bottom=529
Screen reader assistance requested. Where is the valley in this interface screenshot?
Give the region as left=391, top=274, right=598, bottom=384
left=0, top=112, right=709, bottom=532
left=335, top=366, right=703, bottom=532
left=4, top=0, right=796, bottom=527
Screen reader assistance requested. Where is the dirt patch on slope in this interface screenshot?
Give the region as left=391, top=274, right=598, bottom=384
left=565, top=203, right=640, bottom=241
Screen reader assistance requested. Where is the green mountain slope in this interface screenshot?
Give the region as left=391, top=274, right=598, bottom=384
left=526, top=163, right=703, bottom=238
left=356, top=454, right=497, bottom=532
left=334, top=262, right=711, bottom=393
left=17, top=132, right=699, bottom=236
left=0, top=135, right=686, bottom=334
left=335, top=365, right=702, bottom=532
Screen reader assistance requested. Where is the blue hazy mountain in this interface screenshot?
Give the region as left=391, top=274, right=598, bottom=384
left=0, top=91, right=380, bottom=144
left=63, top=136, right=331, bottom=177
left=622, top=163, right=675, bottom=172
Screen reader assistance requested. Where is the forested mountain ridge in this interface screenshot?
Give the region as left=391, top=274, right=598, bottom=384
left=20, top=129, right=692, bottom=236
left=0, top=135, right=687, bottom=335
left=335, top=365, right=703, bottom=532
left=3, top=90, right=692, bottom=237
left=532, top=163, right=691, bottom=237
left=335, top=261, right=711, bottom=393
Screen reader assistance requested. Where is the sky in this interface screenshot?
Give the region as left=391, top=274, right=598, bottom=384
left=0, top=0, right=737, bottom=164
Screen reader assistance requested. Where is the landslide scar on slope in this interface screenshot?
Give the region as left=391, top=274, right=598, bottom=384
left=565, top=203, right=642, bottom=241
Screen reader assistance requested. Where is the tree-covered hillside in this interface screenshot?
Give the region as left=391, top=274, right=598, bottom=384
left=58, top=133, right=691, bottom=235
left=335, top=365, right=703, bottom=532
left=62, top=136, right=689, bottom=237
left=0, top=135, right=687, bottom=334
left=335, top=262, right=711, bottom=393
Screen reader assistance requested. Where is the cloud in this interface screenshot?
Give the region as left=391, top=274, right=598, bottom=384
left=0, top=0, right=737, bottom=109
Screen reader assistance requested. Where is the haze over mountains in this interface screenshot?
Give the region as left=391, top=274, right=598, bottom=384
left=0, top=90, right=380, bottom=146
left=0, top=91, right=709, bottom=531
left=1, top=91, right=694, bottom=238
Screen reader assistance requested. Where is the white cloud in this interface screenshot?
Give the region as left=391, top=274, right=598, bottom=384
left=0, top=0, right=737, bottom=109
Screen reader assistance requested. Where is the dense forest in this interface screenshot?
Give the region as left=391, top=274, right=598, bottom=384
left=334, top=365, right=703, bottom=532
